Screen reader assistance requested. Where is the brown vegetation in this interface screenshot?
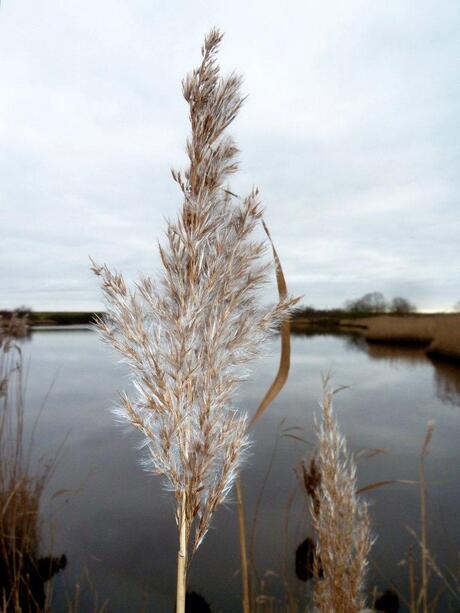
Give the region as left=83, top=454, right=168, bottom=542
left=0, top=310, right=105, bottom=329
left=341, top=314, right=460, bottom=362
left=425, top=321, right=460, bottom=363
left=0, top=312, right=30, bottom=339
left=0, top=314, right=66, bottom=611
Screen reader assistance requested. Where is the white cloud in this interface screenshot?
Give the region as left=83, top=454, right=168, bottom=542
left=1, top=0, right=459, bottom=311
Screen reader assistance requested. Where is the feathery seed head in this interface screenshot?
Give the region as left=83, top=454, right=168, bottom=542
left=312, top=385, right=372, bottom=612
left=92, top=29, right=296, bottom=554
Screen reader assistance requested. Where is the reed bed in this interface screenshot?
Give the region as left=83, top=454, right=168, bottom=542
left=0, top=314, right=70, bottom=612
left=425, top=321, right=460, bottom=363
left=341, top=314, right=460, bottom=362
left=0, top=315, right=48, bottom=610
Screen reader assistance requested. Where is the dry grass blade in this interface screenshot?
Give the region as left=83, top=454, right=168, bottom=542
left=356, top=479, right=417, bottom=495
left=355, top=447, right=387, bottom=460
left=419, top=421, right=435, bottom=613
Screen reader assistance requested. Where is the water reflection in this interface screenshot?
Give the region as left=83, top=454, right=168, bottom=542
left=19, top=330, right=460, bottom=611
left=362, top=341, right=427, bottom=365
left=431, top=360, right=460, bottom=406
left=342, top=333, right=427, bottom=363
left=341, top=334, right=460, bottom=407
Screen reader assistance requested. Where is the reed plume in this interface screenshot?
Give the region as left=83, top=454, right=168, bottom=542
left=311, top=381, right=372, bottom=613
left=92, top=28, right=296, bottom=612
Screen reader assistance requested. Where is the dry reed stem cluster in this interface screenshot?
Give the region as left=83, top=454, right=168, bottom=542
left=0, top=315, right=50, bottom=611
left=0, top=315, right=41, bottom=560
left=92, top=28, right=296, bottom=609
left=426, top=320, right=460, bottom=362
left=405, top=422, right=460, bottom=612
left=311, top=384, right=372, bottom=613
left=342, top=314, right=460, bottom=361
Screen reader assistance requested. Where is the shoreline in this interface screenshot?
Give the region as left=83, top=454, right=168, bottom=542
left=291, top=312, right=460, bottom=364
left=3, top=310, right=460, bottom=364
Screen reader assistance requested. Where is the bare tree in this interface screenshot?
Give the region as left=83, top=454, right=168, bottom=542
left=345, top=292, right=388, bottom=314
left=389, top=296, right=416, bottom=314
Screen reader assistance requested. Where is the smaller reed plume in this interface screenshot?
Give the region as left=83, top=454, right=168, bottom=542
left=311, top=380, right=372, bottom=613
left=92, top=28, right=296, bottom=612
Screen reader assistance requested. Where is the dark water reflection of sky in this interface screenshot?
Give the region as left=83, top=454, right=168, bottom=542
left=21, top=331, right=460, bottom=612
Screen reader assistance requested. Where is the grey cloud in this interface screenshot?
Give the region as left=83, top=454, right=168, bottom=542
left=1, top=0, right=459, bottom=311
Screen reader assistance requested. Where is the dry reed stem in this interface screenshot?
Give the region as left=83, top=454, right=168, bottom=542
left=0, top=314, right=54, bottom=611
left=236, top=477, right=251, bottom=613
left=419, top=422, right=434, bottom=613
left=176, top=491, right=188, bottom=613
left=394, top=421, right=460, bottom=612
left=282, top=486, right=299, bottom=613
left=408, top=546, right=417, bottom=613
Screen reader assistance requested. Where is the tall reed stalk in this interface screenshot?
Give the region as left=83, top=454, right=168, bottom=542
left=92, top=29, right=295, bottom=612
left=418, top=423, right=434, bottom=613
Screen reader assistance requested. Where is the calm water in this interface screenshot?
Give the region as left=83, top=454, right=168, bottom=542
left=19, top=330, right=460, bottom=611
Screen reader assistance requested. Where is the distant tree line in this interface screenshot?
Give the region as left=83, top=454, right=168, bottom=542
left=344, top=292, right=416, bottom=315
left=0, top=308, right=104, bottom=327
left=292, top=292, right=417, bottom=319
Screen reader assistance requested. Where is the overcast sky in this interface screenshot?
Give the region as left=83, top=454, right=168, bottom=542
left=1, top=1, right=459, bottom=311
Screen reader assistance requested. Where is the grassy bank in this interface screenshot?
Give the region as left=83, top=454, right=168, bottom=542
left=340, top=313, right=460, bottom=363
left=31, top=311, right=104, bottom=326
left=0, top=310, right=104, bottom=327
left=3, top=309, right=459, bottom=364
left=289, top=309, right=366, bottom=335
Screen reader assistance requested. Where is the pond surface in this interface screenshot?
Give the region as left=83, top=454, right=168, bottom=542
left=20, top=330, right=460, bottom=611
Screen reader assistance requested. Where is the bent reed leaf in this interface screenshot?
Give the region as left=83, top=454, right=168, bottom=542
left=250, top=221, right=295, bottom=427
